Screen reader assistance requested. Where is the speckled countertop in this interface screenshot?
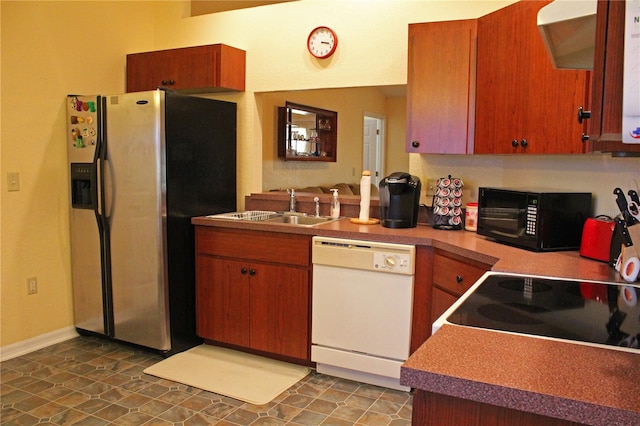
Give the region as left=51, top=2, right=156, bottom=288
left=191, top=214, right=622, bottom=282
left=191, top=213, right=637, bottom=424
left=401, top=325, right=640, bottom=425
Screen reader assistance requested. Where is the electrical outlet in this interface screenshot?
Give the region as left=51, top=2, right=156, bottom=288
left=7, top=172, right=20, bottom=192
left=425, top=179, right=437, bottom=197
left=27, top=277, right=37, bottom=295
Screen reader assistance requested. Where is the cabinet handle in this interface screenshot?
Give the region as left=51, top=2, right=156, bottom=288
left=581, top=133, right=589, bottom=143
left=249, top=269, right=256, bottom=276
left=161, top=79, right=175, bottom=86
left=456, top=275, right=463, bottom=283
left=577, top=106, right=591, bottom=124
left=241, top=268, right=248, bottom=275
left=520, top=139, right=528, bottom=147
left=411, top=140, right=420, bottom=148
left=511, top=139, right=519, bottom=148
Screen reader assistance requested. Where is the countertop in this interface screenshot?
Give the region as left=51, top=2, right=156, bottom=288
left=401, top=324, right=640, bottom=425
left=191, top=215, right=637, bottom=424
left=191, top=215, right=622, bottom=283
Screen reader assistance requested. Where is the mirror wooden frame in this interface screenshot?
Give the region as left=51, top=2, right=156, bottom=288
left=277, top=102, right=337, bottom=162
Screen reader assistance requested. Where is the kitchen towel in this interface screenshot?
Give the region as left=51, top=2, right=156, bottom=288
left=143, top=344, right=310, bottom=405
left=359, top=171, right=371, bottom=221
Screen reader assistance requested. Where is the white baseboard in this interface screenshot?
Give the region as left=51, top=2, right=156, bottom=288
left=0, top=327, right=79, bottom=362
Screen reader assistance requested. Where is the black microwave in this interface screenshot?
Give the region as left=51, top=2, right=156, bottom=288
left=477, top=188, right=592, bottom=252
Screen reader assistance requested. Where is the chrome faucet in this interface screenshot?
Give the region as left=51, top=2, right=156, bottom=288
left=314, top=197, right=320, bottom=217
left=288, top=188, right=296, bottom=212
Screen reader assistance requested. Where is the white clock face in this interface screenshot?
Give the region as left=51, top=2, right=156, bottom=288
left=307, top=27, right=337, bottom=59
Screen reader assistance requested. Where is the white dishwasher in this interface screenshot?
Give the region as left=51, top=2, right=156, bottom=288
left=311, top=236, right=415, bottom=391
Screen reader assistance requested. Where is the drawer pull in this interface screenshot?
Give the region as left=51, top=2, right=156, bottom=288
left=456, top=275, right=463, bottom=283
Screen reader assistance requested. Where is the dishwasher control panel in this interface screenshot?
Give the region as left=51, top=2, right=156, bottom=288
left=312, top=236, right=415, bottom=275
left=373, top=252, right=412, bottom=273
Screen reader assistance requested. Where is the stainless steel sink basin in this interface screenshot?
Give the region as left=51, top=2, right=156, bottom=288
left=264, top=214, right=338, bottom=227
left=206, top=211, right=339, bottom=227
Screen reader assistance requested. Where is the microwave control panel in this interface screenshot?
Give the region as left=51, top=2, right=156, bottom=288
left=526, top=196, right=539, bottom=236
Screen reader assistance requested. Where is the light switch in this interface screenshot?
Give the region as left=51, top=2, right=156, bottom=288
left=7, top=172, right=20, bottom=191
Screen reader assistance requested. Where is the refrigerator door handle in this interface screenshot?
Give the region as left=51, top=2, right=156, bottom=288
left=95, top=158, right=103, bottom=217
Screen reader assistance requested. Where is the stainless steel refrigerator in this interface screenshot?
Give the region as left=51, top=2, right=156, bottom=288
left=66, top=90, right=236, bottom=354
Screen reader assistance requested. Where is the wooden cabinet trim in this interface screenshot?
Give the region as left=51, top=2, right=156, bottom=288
left=411, top=246, right=434, bottom=353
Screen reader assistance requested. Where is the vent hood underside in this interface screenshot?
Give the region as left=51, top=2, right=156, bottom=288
left=537, top=0, right=597, bottom=70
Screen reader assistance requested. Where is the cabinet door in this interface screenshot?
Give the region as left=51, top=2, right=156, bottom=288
left=588, top=0, right=640, bottom=155
left=406, top=20, right=477, bottom=154
left=431, top=287, right=459, bottom=324
left=196, top=256, right=250, bottom=347
left=249, top=263, right=310, bottom=360
left=475, top=0, right=590, bottom=154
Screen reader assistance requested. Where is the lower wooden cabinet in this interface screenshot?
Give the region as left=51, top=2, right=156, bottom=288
left=195, top=227, right=311, bottom=362
left=412, top=390, right=582, bottom=425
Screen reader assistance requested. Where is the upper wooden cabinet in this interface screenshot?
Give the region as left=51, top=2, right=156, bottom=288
left=406, top=20, right=477, bottom=154
left=126, top=44, right=245, bottom=93
left=474, top=0, right=590, bottom=154
left=588, top=0, right=640, bottom=156
left=407, top=1, right=592, bottom=155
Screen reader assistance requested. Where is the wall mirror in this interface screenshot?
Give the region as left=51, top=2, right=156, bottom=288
left=278, top=101, right=337, bottom=161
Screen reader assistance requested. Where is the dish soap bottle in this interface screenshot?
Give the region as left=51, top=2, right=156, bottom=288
left=330, top=189, right=340, bottom=219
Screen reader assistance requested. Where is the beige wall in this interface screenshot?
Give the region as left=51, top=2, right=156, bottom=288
left=2, top=0, right=637, bottom=349
left=411, top=154, right=639, bottom=217
left=385, top=97, right=409, bottom=175
left=258, top=87, right=408, bottom=191
left=1, top=1, right=156, bottom=347
left=1, top=0, right=512, bottom=348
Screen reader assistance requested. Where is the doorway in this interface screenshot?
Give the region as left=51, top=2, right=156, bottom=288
left=363, top=113, right=385, bottom=187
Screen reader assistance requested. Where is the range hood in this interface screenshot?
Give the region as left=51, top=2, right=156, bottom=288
left=537, top=0, right=597, bottom=69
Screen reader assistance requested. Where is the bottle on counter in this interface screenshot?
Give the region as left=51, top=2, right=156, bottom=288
left=465, top=202, right=478, bottom=232
left=330, top=188, right=340, bottom=219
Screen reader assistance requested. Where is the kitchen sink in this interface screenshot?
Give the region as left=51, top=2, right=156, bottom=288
left=206, top=211, right=339, bottom=227
left=264, top=214, right=338, bottom=226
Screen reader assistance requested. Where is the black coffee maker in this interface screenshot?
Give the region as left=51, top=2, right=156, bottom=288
left=379, top=172, right=421, bottom=228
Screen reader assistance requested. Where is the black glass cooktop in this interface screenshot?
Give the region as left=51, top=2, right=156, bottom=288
left=446, top=274, right=640, bottom=352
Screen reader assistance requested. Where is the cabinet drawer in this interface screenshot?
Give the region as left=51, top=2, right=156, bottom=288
left=432, top=253, right=488, bottom=296
left=196, top=227, right=310, bottom=267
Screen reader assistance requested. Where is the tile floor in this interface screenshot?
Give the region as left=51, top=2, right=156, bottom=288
left=1, top=336, right=412, bottom=425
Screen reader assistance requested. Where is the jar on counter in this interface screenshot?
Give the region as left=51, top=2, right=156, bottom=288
left=465, top=202, right=478, bottom=232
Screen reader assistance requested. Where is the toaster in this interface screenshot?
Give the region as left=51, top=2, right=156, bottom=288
left=580, top=217, right=615, bottom=262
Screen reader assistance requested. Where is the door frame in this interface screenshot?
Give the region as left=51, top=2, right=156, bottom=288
left=363, top=112, right=386, bottom=187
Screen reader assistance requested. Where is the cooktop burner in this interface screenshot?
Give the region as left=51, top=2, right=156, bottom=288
left=446, top=274, right=640, bottom=352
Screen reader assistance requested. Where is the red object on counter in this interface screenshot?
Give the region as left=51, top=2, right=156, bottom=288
left=580, top=217, right=615, bottom=262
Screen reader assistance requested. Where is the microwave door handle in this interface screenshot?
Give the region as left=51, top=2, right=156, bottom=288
left=489, top=229, right=525, bottom=239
